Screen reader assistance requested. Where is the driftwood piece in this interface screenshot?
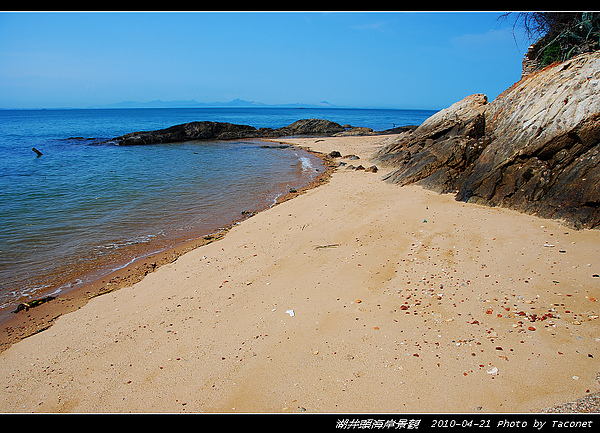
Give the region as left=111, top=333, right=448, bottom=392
left=13, top=296, right=56, bottom=313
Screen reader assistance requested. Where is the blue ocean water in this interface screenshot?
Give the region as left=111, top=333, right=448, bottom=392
left=0, top=107, right=437, bottom=316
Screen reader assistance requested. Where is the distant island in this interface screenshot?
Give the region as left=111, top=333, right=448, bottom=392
left=87, top=98, right=338, bottom=109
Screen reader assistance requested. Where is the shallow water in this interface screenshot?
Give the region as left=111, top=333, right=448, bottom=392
left=0, top=107, right=436, bottom=314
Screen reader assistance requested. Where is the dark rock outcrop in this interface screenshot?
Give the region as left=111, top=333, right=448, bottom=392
left=275, top=118, right=346, bottom=136
left=375, top=51, right=600, bottom=230
left=113, top=121, right=256, bottom=145
left=110, top=118, right=346, bottom=146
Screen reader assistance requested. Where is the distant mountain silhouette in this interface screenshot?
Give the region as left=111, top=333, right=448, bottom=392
left=88, top=98, right=338, bottom=109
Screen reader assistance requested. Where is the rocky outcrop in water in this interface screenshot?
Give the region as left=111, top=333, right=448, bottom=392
left=110, top=118, right=347, bottom=145
left=375, top=51, right=600, bottom=230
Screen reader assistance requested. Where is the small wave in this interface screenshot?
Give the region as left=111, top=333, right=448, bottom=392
left=107, top=256, right=139, bottom=274
left=95, top=233, right=163, bottom=251
left=0, top=282, right=53, bottom=310
left=298, top=155, right=316, bottom=172
left=270, top=192, right=284, bottom=208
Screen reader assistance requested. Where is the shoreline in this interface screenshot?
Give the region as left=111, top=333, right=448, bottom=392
left=1, top=134, right=598, bottom=413
left=0, top=141, right=335, bottom=353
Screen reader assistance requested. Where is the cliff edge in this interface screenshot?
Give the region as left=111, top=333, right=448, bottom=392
left=375, top=51, right=600, bottom=229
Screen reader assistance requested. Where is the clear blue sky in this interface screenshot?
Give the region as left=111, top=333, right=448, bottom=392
left=0, top=11, right=532, bottom=110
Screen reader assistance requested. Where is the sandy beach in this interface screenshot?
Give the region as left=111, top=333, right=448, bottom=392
left=1, top=134, right=599, bottom=414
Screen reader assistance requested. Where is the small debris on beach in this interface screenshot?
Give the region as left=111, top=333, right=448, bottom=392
left=13, top=296, right=56, bottom=313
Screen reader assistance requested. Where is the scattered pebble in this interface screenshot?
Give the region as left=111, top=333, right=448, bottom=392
left=543, top=392, right=600, bottom=413
left=487, top=367, right=499, bottom=375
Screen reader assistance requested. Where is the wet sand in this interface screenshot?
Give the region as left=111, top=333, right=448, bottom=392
left=0, top=134, right=598, bottom=413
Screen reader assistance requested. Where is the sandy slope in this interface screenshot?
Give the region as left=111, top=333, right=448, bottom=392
left=1, top=135, right=598, bottom=413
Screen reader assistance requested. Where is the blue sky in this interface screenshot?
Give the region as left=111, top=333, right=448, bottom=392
left=0, top=11, right=532, bottom=110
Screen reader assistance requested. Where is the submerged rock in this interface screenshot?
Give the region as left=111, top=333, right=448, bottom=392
left=375, top=51, right=600, bottom=230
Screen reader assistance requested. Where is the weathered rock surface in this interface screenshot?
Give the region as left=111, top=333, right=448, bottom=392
left=333, top=126, right=375, bottom=136
left=375, top=51, right=600, bottom=229
left=275, top=118, right=346, bottom=136
left=110, top=118, right=346, bottom=146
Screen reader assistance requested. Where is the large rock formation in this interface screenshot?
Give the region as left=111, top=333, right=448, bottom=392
left=110, top=118, right=346, bottom=145
left=375, top=51, right=600, bottom=230
left=275, top=118, right=346, bottom=136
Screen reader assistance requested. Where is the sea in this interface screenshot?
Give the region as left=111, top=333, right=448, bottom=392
left=0, top=106, right=437, bottom=320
